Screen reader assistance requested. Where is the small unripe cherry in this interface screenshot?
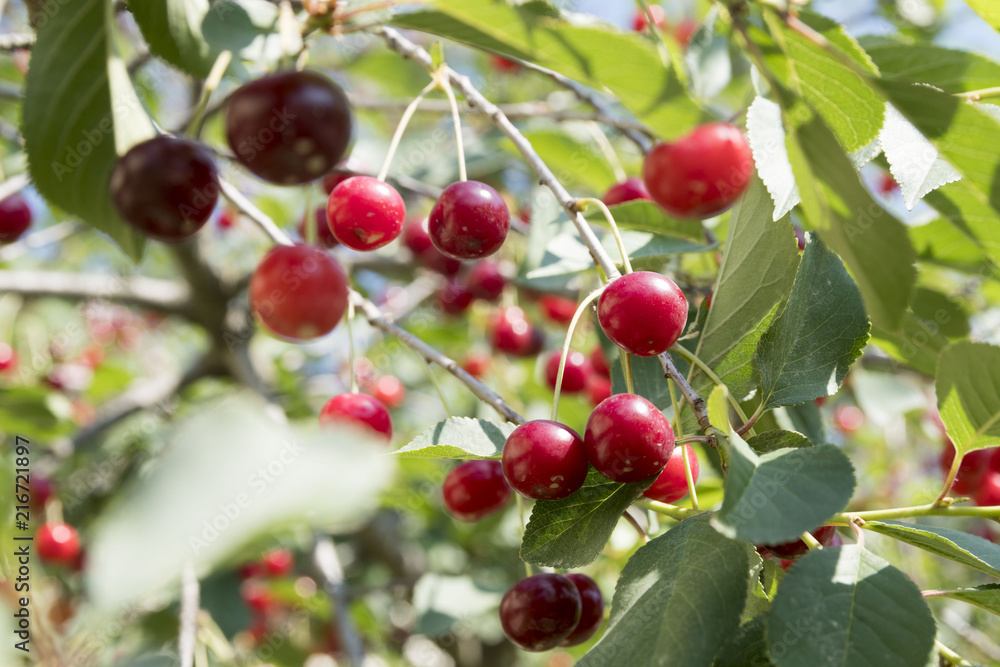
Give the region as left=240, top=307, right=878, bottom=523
left=643, top=444, right=699, bottom=503
left=37, top=522, right=81, bottom=565
left=597, top=271, right=688, bottom=357
left=327, top=176, right=405, bottom=251
left=502, top=420, right=589, bottom=500
left=499, top=573, right=582, bottom=652
left=442, top=460, right=511, bottom=521
left=603, top=177, right=651, bottom=206
left=429, top=181, right=510, bottom=260
left=559, top=574, right=604, bottom=646
left=585, top=394, right=675, bottom=483
left=544, top=350, right=591, bottom=394
left=319, top=392, right=392, bottom=441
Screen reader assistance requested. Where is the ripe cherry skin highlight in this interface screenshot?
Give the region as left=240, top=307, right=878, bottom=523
left=110, top=136, right=219, bottom=242
left=319, top=392, right=392, bottom=441
left=559, top=574, right=604, bottom=646
left=643, top=123, right=753, bottom=219
left=442, top=460, right=511, bottom=522
left=597, top=271, right=688, bottom=357
left=502, top=420, right=589, bottom=500
left=643, top=444, right=699, bottom=503
left=585, top=393, right=675, bottom=483
left=0, top=193, right=32, bottom=244
left=499, top=573, right=582, bottom=652
left=428, top=181, right=510, bottom=260
left=225, top=70, right=353, bottom=185
left=37, top=522, right=82, bottom=565
left=327, top=176, right=405, bottom=251
left=249, top=244, right=349, bottom=341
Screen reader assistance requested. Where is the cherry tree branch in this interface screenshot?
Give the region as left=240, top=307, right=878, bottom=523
left=313, top=536, right=366, bottom=667
left=660, top=352, right=713, bottom=433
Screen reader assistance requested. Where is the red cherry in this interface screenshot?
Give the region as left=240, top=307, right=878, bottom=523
left=833, top=405, right=865, bottom=434
left=217, top=209, right=235, bottom=230
left=940, top=444, right=994, bottom=495
left=591, top=347, right=611, bottom=379
left=499, top=573, right=582, bottom=652
left=0, top=193, right=32, bottom=243
left=29, top=475, right=54, bottom=509
left=586, top=376, right=612, bottom=407
left=240, top=579, right=276, bottom=612
left=491, top=307, right=544, bottom=357
left=585, top=394, right=674, bottom=483
left=110, top=136, right=219, bottom=241
left=643, top=444, right=699, bottom=503
left=249, top=244, right=348, bottom=341
left=372, top=375, right=406, bottom=409
left=438, top=280, right=475, bottom=315
left=975, top=471, right=1000, bottom=506
left=490, top=55, right=521, bottom=73
left=603, top=178, right=651, bottom=206
left=298, top=207, right=339, bottom=249
left=539, top=295, right=578, bottom=326
left=261, top=548, right=294, bottom=577
left=36, top=522, right=81, bottom=565
left=632, top=4, right=666, bottom=32
left=320, top=392, right=392, bottom=441
left=442, top=460, right=511, bottom=521
left=466, top=261, right=506, bottom=302
left=461, top=352, right=491, bottom=378
left=327, top=176, right=405, bottom=251
left=225, top=70, right=353, bottom=185
left=675, top=19, right=698, bottom=47
left=0, top=342, right=16, bottom=372
left=404, top=217, right=463, bottom=275
left=559, top=574, right=604, bottom=646
left=643, top=123, right=753, bottom=219
left=322, top=163, right=362, bottom=194
left=761, top=525, right=837, bottom=560
left=544, top=350, right=591, bottom=394
left=877, top=173, right=899, bottom=197
left=429, top=181, right=510, bottom=260
left=794, top=224, right=806, bottom=252
left=502, top=420, right=589, bottom=500
left=597, top=271, right=688, bottom=357
left=78, top=343, right=106, bottom=370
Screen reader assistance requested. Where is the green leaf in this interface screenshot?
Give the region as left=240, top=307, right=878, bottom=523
left=936, top=341, right=1000, bottom=455
left=741, top=548, right=770, bottom=623
left=776, top=402, right=827, bottom=446
left=871, top=312, right=950, bottom=376
left=766, top=546, right=936, bottom=667
left=585, top=200, right=706, bottom=242
left=713, top=615, right=773, bottom=667
left=923, top=181, right=1000, bottom=262
left=707, top=385, right=730, bottom=433
left=395, top=417, right=517, bottom=459
left=864, top=40, right=1000, bottom=93
left=685, top=7, right=731, bottom=101
left=909, top=218, right=996, bottom=272
left=928, top=584, right=1000, bottom=617
left=713, top=430, right=855, bottom=544
left=755, top=234, right=870, bottom=410
left=963, top=0, right=1000, bottom=32
left=411, top=574, right=506, bottom=636
left=502, top=128, right=617, bottom=194
left=880, top=103, right=962, bottom=210
left=683, top=175, right=800, bottom=427
left=746, top=429, right=811, bottom=454
left=760, top=11, right=883, bottom=152
left=22, top=0, right=146, bottom=260
left=520, top=468, right=651, bottom=569
left=86, top=394, right=395, bottom=609
left=578, top=516, right=752, bottom=667
left=611, top=354, right=670, bottom=409
left=127, top=0, right=213, bottom=77
left=746, top=96, right=800, bottom=220
left=390, top=0, right=701, bottom=140
left=864, top=520, right=1000, bottom=578
left=911, top=287, right=969, bottom=339
left=0, top=387, right=70, bottom=439
left=789, top=113, right=917, bottom=330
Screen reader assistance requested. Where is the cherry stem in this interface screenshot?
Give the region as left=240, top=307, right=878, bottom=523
left=670, top=344, right=752, bottom=433
left=623, top=510, right=649, bottom=545
left=934, top=639, right=971, bottom=667
left=619, top=348, right=635, bottom=395
left=801, top=530, right=822, bottom=551
left=666, top=380, right=699, bottom=508
left=551, top=287, right=604, bottom=421
left=634, top=0, right=670, bottom=65
left=218, top=179, right=294, bottom=246
left=376, top=78, right=437, bottom=182
left=586, top=122, right=627, bottom=183
left=681, top=438, right=700, bottom=511
left=575, top=197, right=633, bottom=274
left=834, top=500, right=1000, bottom=522
left=736, top=402, right=763, bottom=437
left=186, top=50, right=233, bottom=138
left=659, top=351, right=712, bottom=434
left=634, top=498, right=705, bottom=522
left=935, top=453, right=963, bottom=505
left=436, top=69, right=468, bottom=182
left=346, top=299, right=359, bottom=394
left=956, top=86, right=1000, bottom=102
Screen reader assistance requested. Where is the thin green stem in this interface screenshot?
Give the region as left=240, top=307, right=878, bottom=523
left=552, top=288, right=604, bottom=421
left=834, top=501, right=1000, bottom=523
left=635, top=498, right=705, bottom=522
left=634, top=0, right=670, bottom=66
left=437, top=70, right=467, bottom=182
left=575, top=198, right=632, bottom=273
left=620, top=348, right=635, bottom=395
left=586, top=122, right=626, bottom=183
left=956, top=86, right=1000, bottom=101
left=801, top=530, right=822, bottom=550
left=346, top=300, right=358, bottom=394
left=736, top=402, right=763, bottom=437
left=186, top=50, right=233, bottom=137
left=668, top=381, right=699, bottom=510
left=935, top=453, right=963, bottom=505
left=935, top=639, right=971, bottom=667
left=671, top=345, right=752, bottom=431
left=377, top=79, right=437, bottom=182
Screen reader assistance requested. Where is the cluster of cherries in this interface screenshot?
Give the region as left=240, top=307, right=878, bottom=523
left=237, top=548, right=298, bottom=643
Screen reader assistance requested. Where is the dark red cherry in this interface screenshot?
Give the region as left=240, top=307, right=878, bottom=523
left=249, top=244, right=349, bottom=341
left=502, top=420, right=589, bottom=500
left=603, top=177, right=651, bottom=206
left=492, top=307, right=544, bottom=357
left=327, top=176, right=405, bottom=251
left=226, top=70, right=353, bottom=185
left=941, top=443, right=995, bottom=495
left=371, top=375, right=405, bottom=409
left=403, top=217, right=463, bottom=276
left=0, top=193, right=32, bottom=243
left=585, top=393, right=674, bottom=483
left=761, top=525, right=837, bottom=560
left=586, top=375, right=612, bottom=407
left=539, top=295, right=578, bottom=326
left=36, top=522, right=81, bottom=565
left=442, top=460, right=511, bottom=522
left=466, top=261, right=506, bottom=302
left=319, top=392, right=392, bottom=441
left=643, top=444, right=699, bottom=503
left=499, top=573, right=582, bottom=652
left=793, top=224, right=806, bottom=252
left=438, top=280, right=475, bottom=315
left=261, top=548, right=294, bottom=577
left=559, top=574, right=604, bottom=646
left=643, top=123, right=753, bottom=218
left=298, top=207, right=339, bottom=249
left=29, top=474, right=54, bottom=509
left=429, top=181, right=510, bottom=260
left=110, top=135, right=219, bottom=242
left=632, top=4, right=666, bottom=31
left=544, top=350, right=591, bottom=394
left=597, top=271, right=688, bottom=357
left=591, top=347, right=611, bottom=379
